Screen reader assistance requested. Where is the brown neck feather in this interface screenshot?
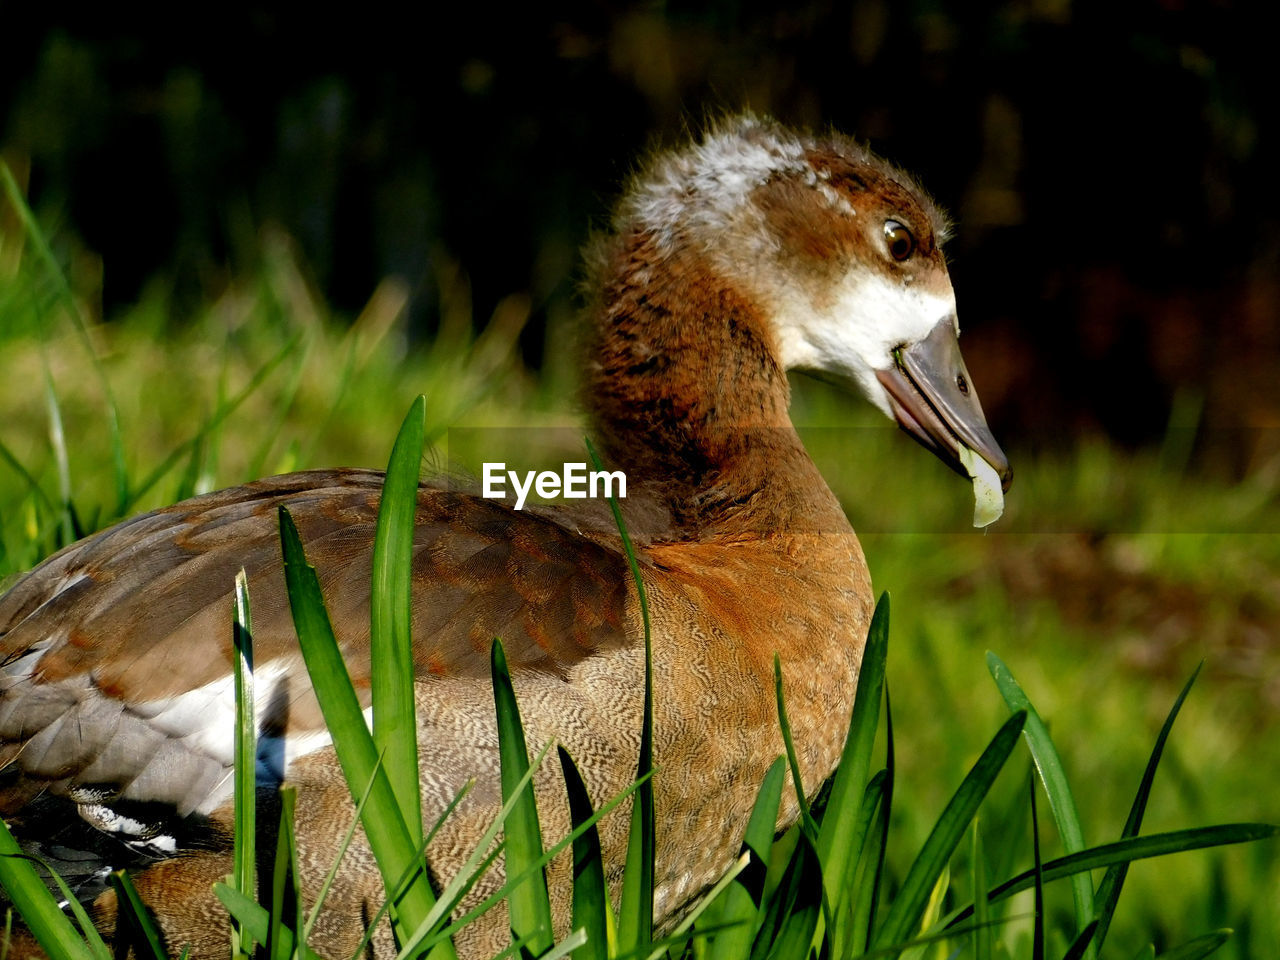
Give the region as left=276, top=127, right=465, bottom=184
left=583, top=230, right=849, bottom=539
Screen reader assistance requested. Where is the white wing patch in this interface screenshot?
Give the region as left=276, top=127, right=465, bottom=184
left=128, top=659, right=351, bottom=812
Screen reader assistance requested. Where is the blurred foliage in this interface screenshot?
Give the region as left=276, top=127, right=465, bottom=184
left=2, top=0, right=1278, bottom=458
left=0, top=218, right=530, bottom=572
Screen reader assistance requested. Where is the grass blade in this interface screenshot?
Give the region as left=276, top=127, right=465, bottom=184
left=847, top=770, right=890, bottom=957
left=1031, top=778, right=1045, bottom=960
left=585, top=437, right=654, bottom=956
left=0, top=822, right=104, bottom=960
left=231, top=570, right=257, bottom=960
left=874, top=709, right=1027, bottom=950
left=749, top=832, right=822, bottom=960
left=27, top=859, right=103, bottom=958
left=541, top=928, right=589, bottom=960
left=215, top=883, right=272, bottom=946
left=1089, top=664, right=1203, bottom=957
left=558, top=747, right=610, bottom=960
left=1155, top=929, right=1232, bottom=960
left=943, top=823, right=1278, bottom=928
left=703, top=756, right=786, bottom=960
left=971, top=821, right=991, bottom=960
left=987, top=652, right=1095, bottom=954
left=108, top=871, right=167, bottom=960
left=1063, top=922, right=1100, bottom=960
left=899, top=865, right=949, bottom=960
left=278, top=506, right=452, bottom=958
left=0, top=438, right=59, bottom=516
left=41, top=372, right=75, bottom=548
left=818, top=591, right=890, bottom=945
left=847, top=684, right=895, bottom=958
left=371, top=396, right=426, bottom=851
left=492, top=639, right=554, bottom=955
left=267, top=787, right=302, bottom=960
left=855, top=918, right=1012, bottom=959
left=774, top=657, right=816, bottom=840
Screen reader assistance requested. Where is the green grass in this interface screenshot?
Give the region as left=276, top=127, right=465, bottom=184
left=1, top=170, right=1278, bottom=959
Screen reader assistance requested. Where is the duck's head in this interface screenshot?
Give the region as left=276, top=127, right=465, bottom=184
left=589, top=115, right=1011, bottom=525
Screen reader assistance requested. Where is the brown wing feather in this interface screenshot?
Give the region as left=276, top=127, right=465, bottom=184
left=0, top=468, right=630, bottom=816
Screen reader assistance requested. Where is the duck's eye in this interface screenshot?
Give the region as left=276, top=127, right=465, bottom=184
left=884, top=220, right=915, bottom=261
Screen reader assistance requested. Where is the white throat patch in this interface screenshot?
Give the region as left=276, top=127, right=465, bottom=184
left=770, top=271, right=957, bottom=417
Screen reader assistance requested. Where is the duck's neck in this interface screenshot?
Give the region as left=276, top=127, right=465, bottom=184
left=584, top=231, right=850, bottom=539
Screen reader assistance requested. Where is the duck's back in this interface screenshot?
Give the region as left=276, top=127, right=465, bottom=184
left=0, top=469, right=631, bottom=828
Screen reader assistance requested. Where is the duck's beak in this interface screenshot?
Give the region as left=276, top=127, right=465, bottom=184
left=875, top=318, right=1013, bottom=492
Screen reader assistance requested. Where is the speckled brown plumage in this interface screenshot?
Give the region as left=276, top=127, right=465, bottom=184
left=0, top=115, right=1008, bottom=959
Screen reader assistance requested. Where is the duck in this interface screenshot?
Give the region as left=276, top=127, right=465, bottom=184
left=0, top=115, right=1011, bottom=958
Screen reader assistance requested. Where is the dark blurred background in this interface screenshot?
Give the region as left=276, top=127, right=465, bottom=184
left=3, top=0, right=1276, bottom=463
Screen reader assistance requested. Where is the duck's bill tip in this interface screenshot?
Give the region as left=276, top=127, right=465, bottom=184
left=875, top=318, right=1013, bottom=500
